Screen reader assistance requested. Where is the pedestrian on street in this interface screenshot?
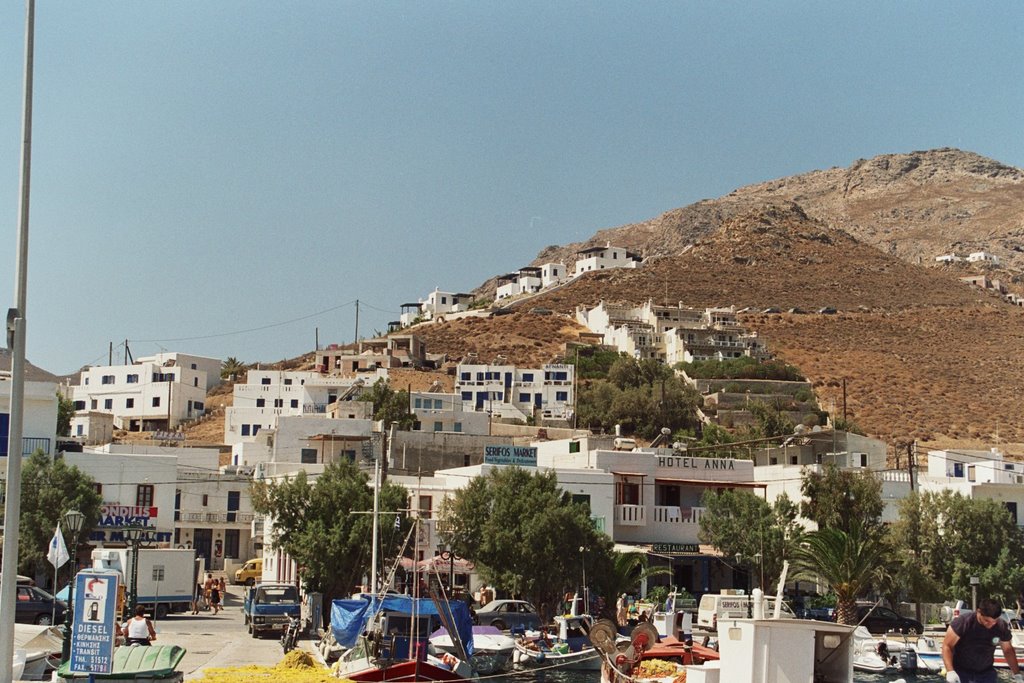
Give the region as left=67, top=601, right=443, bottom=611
left=942, top=597, right=1024, bottom=683
left=209, top=576, right=222, bottom=615
left=122, top=605, right=157, bottom=646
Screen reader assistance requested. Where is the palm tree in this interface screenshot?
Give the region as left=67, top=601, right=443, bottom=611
left=594, top=552, right=672, bottom=621
left=220, top=357, right=246, bottom=381
left=790, top=522, right=890, bottom=625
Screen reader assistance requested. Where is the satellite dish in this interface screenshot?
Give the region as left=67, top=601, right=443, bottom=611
left=794, top=424, right=807, bottom=435
left=811, top=425, right=822, bottom=432
left=661, top=427, right=671, bottom=435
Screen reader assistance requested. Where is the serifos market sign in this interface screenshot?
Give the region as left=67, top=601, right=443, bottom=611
left=484, top=445, right=538, bottom=467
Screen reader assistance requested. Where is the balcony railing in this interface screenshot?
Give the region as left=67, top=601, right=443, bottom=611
left=653, top=505, right=706, bottom=525
left=615, top=504, right=645, bottom=526
left=177, top=511, right=255, bottom=525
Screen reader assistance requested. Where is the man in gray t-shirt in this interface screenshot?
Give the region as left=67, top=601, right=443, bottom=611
left=942, top=598, right=1023, bottom=683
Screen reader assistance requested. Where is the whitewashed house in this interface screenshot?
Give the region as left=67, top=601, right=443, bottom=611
left=572, top=243, right=642, bottom=277
left=399, top=288, right=475, bottom=326
left=225, top=369, right=383, bottom=446
left=540, top=262, right=567, bottom=288
left=455, top=362, right=574, bottom=421
left=410, top=392, right=490, bottom=435
left=967, top=251, right=1001, bottom=265
left=0, top=374, right=58, bottom=457
left=917, top=448, right=1024, bottom=525
left=935, top=253, right=963, bottom=263
left=65, top=353, right=219, bottom=431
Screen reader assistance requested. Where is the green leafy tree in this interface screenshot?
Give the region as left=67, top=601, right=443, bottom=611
left=748, top=402, right=795, bottom=439
left=251, top=460, right=409, bottom=616
left=438, top=467, right=610, bottom=622
left=889, top=489, right=1024, bottom=605
left=56, top=392, right=75, bottom=437
left=698, top=489, right=803, bottom=589
left=220, top=357, right=246, bottom=380
left=577, top=375, right=699, bottom=439
left=591, top=551, right=671, bottom=621
left=790, top=522, right=892, bottom=627
left=18, top=451, right=102, bottom=577
left=800, top=463, right=884, bottom=535
left=607, top=357, right=642, bottom=390
left=568, top=348, right=624, bottom=379
left=359, top=379, right=415, bottom=429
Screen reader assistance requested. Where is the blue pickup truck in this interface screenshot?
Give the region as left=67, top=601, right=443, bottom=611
left=243, top=583, right=301, bottom=638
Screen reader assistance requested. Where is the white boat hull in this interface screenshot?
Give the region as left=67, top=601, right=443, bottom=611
left=513, top=641, right=602, bottom=671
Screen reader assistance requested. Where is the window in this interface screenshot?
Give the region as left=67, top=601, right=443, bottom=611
left=73, top=400, right=86, bottom=410
left=419, top=495, right=432, bottom=518
left=284, top=378, right=292, bottom=386
left=152, top=397, right=160, bottom=407
left=519, top=393, right=530, bottom=403
left=174, top=490, right=181, bottom=522
left=126, top=374, right=138, bottom=383
left=273, top=399, right=283, bottom=408
left=414, top=398, right=422, bottom=409
left=461, top=373, right=470, bottom=381
left=241, top=424, right=251, bottom=437
left=191, top=363, right=197, bottom=370
left=136, top=484, right=154, bottom=507
left=461, top=392, right=472, bottom=401
left=556, top=391, right=568, bottom=401
left=152, top=372, right=174, bottom=382
left=434, top=421, right=443, bottom=432
left=522, top=373, right=534, bottom=382
left=104, top=399, right=113, bottom=410
left=433, top=399, right=443, bottom=409
left=195, top=401, right=204, bottom=411
left=202, top=494, right=208, bottom=507
left=84, top=378, right=89, bottom=385
left=464, top=453, right=471, bottom=466
left=290, top=399, right=298, bottom=408
left=101, top=375, right=114, bottom=385
left=126, top=398, right=134, bottom=408
left=194, top=378, right=199, bottom=387
left=454, top=422, right=462, bottom=433
left=616, top=478, right=641, bottom=505
left=90, top=400, right=97, bottom=409
left=253, top=425, right=260, bottom=435
left=301, top=449, right=317, bottom=464
left=256, top=399, right=265, bottom=408
left=76, top=424, right=83, bottom=436
left=953, top=463, right=965, bottom=478
left=569, top=441, right=581, bottom=454
left=261, top=377, right=271, bottom=385
left=93, top=483, right=103, bottom=495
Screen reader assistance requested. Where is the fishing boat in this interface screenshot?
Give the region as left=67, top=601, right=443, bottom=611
left=430, top=625, right=514, bottom=674
left=331, top=593, right=476, bottom=682
left=13, top=624, right=63, bottom=680
left=513, top=613, right=603, bottom=670
left=851, top=626, right=890, bottom=673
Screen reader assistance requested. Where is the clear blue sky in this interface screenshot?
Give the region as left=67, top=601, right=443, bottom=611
left=1, top=1, right=1021, bottom=375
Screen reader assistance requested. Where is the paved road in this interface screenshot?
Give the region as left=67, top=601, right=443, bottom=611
left=149, top=585, right=309, bottom=680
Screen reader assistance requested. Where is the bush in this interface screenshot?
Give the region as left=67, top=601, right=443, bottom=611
left=680, top=357, right=805, bottom=381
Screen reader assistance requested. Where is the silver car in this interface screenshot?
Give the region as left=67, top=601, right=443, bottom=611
left=474, top=599, right=540, bottom=631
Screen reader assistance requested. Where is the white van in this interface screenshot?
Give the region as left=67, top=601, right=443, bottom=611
left=697, top=591, right=796, bottom=631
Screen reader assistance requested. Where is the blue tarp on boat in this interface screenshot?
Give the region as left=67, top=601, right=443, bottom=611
left=331, top=595, right=474, bottom=655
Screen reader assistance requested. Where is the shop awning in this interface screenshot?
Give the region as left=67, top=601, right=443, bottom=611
left=611, top=471, right=648, bottom=477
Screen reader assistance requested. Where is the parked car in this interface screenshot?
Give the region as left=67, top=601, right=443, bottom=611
left=940, top=600, right=968, bottom=625
left=15, top=585, right=66, bottom=625
left=852, top=604, right=922, bottom=635
left=474, top=599, right=541, bottom=631
left=797, top=606, right=835, bottom=621
left=234, top=558, right=263, bottom=586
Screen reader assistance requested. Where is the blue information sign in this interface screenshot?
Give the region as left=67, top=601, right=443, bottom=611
left=483, top=445, right=538, bottom=466
left=69, top=571, right=120, bottom=675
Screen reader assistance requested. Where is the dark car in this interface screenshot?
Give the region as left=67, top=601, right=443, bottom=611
left=797, top=606, right=835, bottom=621
left=853, top=604, right=922, bottom=635
left=474, top=599, right=541, bottom=631
left=15, top=585, right=67, bottom=625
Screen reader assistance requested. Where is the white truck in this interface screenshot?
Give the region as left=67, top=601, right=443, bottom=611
left=92, top=548, right=202, bottom=618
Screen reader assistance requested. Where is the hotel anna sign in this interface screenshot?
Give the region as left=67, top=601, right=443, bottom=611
left=656, top=455, right=737, bottom=470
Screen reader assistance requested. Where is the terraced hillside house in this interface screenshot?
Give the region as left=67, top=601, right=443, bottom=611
left=0, top=374, right=57, bottom=457
left=919, top=448, right=1024, bottom=526
left=399, top=288, right=474, bottom=326
left=455, top=361, right=574, bottom=422
left=224, top=369, right=383, bottom=447
left=495, top=262, right=567, bottom=299
left=315, top=334, right=427, bottom=373
left=64, top=352, right=219, bottom=431
left=572, top=242, right=642, bottom=277
left=577, top=300, right=769, bottom=363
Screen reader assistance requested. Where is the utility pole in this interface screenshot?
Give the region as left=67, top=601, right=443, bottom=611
left=1, top=2, right=35, bottom=679
left=841, top=378, right=847, bottom=424
left=108, top=341, right=113, bottom=366
left=354, top=299, right=360, bottom=345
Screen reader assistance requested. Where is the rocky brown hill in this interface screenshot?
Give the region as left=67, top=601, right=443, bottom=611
left=520, top=149, right=1024, bottom=278
left=517, top=199, right=1024, bottom=445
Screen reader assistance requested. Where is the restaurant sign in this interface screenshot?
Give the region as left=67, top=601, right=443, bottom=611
left=652, top=543, right=701, bottom=555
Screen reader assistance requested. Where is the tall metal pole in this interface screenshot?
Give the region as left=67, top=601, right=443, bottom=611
left=370, top=453, right=380, bottom=593
left=0, top=2, right=35, bottom=681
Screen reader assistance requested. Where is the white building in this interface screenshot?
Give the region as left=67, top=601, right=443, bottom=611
left=409, top=392, right=490, bottom=435
left=0, top=375, right=58, bottom=457
left=399, top=288, right=475, bottom=326
left=225, top=369, right=383, bottom=446
left=916, top=448, right=1024, bottom=525
left=578, top=300, right=769, bottom=364
left=66, top=352, right=219, bottom=431
left=967, top=251, right=1001, bottom=265
left=572, top=243, right=642, bottom=277
left=455, top=362, right=574, bottom=421
left=65, top=444, right=257, bottom=570
left=935, top=253, right=963, bottom=263
left=495, top=263, right=567, bottom=300
left=232, top=414, right=375, bottom=470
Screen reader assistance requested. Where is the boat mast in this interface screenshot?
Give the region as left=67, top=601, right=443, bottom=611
left=370, top=451, right=380, bottom=593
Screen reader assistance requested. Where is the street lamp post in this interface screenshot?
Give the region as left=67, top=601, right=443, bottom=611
left=61, top=510, right=86, bottom=663
left=123, top=526, right=146, bottom=614
left=439, top=548, right=458, bottom=597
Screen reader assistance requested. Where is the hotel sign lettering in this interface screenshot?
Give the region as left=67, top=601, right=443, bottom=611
left=656, top=456, right=736, bottom=470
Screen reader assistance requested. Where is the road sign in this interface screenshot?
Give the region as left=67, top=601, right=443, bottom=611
left=69, top=571, right=120, bottom=675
